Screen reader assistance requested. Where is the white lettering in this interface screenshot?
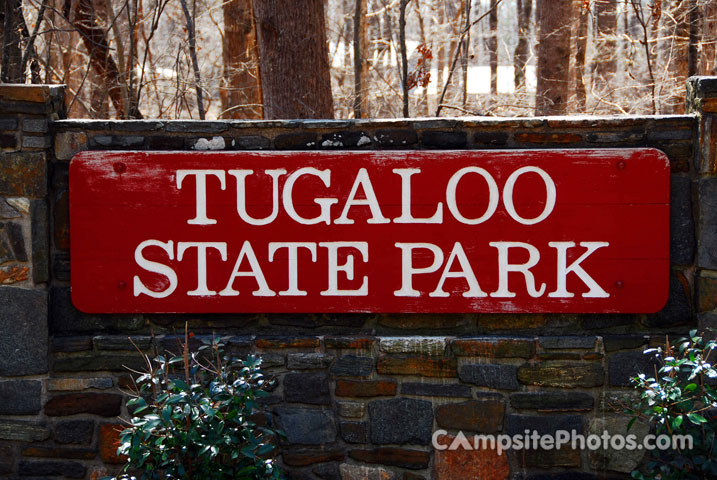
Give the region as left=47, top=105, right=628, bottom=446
left=177, top=242, right=227, bottom=296
left=219, top=241, right=275, bottom=297
left=502, top=166, right=556, bottom=225
left=229, top=169, right=286, bottom=225
left=489, top=241, right=546, bottom=298
left=430, top=242, right=487, bottom=298
left=176, top=170, right=226, bottom=225
left=446, top=167, right=499, bottom=225
left=392, top=168, right=443, bottom=224
left=282, top=168, right=338, bottom=225
left=548, top=241, right=610, bottom=298
left=268, top=242, right=317, bottom=296
left=319, top=242, right=369, bottom=296
left=133, top=240, right=178, bottom=298
left=394, top=243, right=444, bottom=297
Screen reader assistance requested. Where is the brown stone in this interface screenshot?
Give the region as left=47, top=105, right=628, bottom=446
left=44, top=393, right=122, bottom=417
left=702, top=98, right=717, bottom=113
left=435, top=399, right=505, bottom=433
left=282, top=448, right=344, bottom=466
left=325, top=336, right=376, bottom=349
left=513, top=447, right=581, bottom=468
left=517, top=362, right=604, bottom=388
left=255, top=337, right=320, bottom=349
left=433, top=435, right=509, bottom=480
left=0, top=85, right=53, bottom=103
left=377, top=355, right=457, bottom=377
left=99, top=423, right=127, bottom=464
left=698, top=274, right=717, bottom=312
left=477, top=314, right=545, bottom=330
left=514, top=132, right=582, bottom=144
left=0, top=152, right=46, bottom=197
left=21, top=446, right=96, bottom=459
left=335, top=380, right=397, bottom=397
left=377, top=314, right=471, bottom=330
left=53, top=190, right=69, bottom=250
left=349, top=448, right=430, bottom=469
left=340, top=463, right=395, bottom=480
left=451, top=338, right=534, bottom=358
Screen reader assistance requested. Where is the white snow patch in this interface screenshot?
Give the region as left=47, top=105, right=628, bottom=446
left=322, top=139, right=343, bottom=147
left=357, top=135, right=371, bottom=146
left=194, top=136, right=225, bottom=150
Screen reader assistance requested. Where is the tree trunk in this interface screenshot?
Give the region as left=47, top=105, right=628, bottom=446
left=488, top=0, right=498, bottom=95
left=353, top=0, right=368, bottom=118
left=2, top=0, right=25, bottom=82
left=513, top=0, right=531, bottom=90
left=72, top=0, right=127, bottom=117
left=593, top=0, right=618, bottom=85
left=574, top=1, right=588, bottom=113
left=221, top=0, right=262, bottom=119
left=535, top=0, right=572, bottom=115
left=399, top=0, right=409, bottom=117
left=703, top=2, right=717, bottom=75
left=663, top=0, right=690, bottom=114
left=254, top=0, right=334, bottom=119
left=460, top=0, right=471, bottom=107
left=687, top=0, right=699, bottom=77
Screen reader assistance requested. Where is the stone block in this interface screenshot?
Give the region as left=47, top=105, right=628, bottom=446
left=699, top=178, right=717, bottom=269
left=602, top=335, right=648, bottom=352
left=313, top=462, right=341, bottom=480
left=514, top=132, right=582, bottom=144
left=433, top=434, right=509, bottom=480
left=435, top=399, right=505, bottom=432
left=588, top=416, right=649, bottom=473
left=47, top=377, right=113, bottom=391
left=509, top=392, right=594, bottom=412
left=0, top=118, right=18, bottom=130
left=287, top=353, right=334, bottom=370
left=145, top=135, right=185, bottom=150
left=0, top=132, right=17, bottom=148
left=52, top=420, right=94, bottom=444
left=2, top=220, right=27, bottom=261
left=452, top=337, right=535, bottom=358
left=44, top=393, right=123, bottom=417
left=373, top=129, right=418, bottom=147
left=0, top=380, right=42, bottom=414
left=340, top=463, right=395, bottom=480
left=0, top=445, right=12, bottom=474
left=53, top=353, right=146, bottom=372
left=644, top=271, right=692, bottom=326
left=400, top=382, right=471, bottom=398
left=420, top=130, right=467, bottom=148
left=369, top=398, right=433, bottom=445
left=53, top=189, right=69, bottom=250
left=274, top=133, right=317, bottom=149
left=517, top=362, right=604, bottom=388
left=93, top=335, right=151, bottom=351
left=30, top=199, right=49, bottom=283
left=49, top=286, right=144, bottom=334
left=377, top=355, right=456, bottom=377
left=336, top=380, right=397, bottom=397
left=99, top=423, right=127, bottom=464
left=274, top=406, right=336, bottom=445
left=670, top=175, right=695, bottom=265
left=19, top=460, right=86, bottom=478
left=320, top=131, right=372, bottom=148
left=697, top=272, right=717, bottom=312
left=51, top=336, right=93, bottom=352
left=377, top=313, right=471, bottom=330
left=233, top=135, right=271, bottom=149
left=284, top=372, right=331, bottom=405
left=0, top=198, right=21, bottom=218
left=0, top=152, right=46, bottom=196
left=538, top=336, right=596, bottom=349
left=165, top=121, right=228, bottom=133
left=89, top=134, right=144, bottom=148
left=54, top=131, right=88, bottom=160
left=330, top=355, right=374, bottom=376
left=338, top=401, right=366, bottom=418
left=282, top=448, right=344, bottom=466
left=21, top=446, right=97, bottom=458
left=505, top=414, right=583, bottom=468
left=340, top=421, right=369, bottom=443
left=458, top=364, right=519, bottom=390
left=608, top=351, right=661, bottom=387
left=380, top=337, right=447, bottom=355
left=256, top=336, right=320, bottom=349
left=472, top=131, right=509, bottom=146
left=349, top=448, right=430, bottom=469
left=324, top=336, right=376, bottom=349
left=0, top=419, right=49, bottom=441
left=22, top=135, right=51, bottom=149
left=0, top=287, right=47, bottom=375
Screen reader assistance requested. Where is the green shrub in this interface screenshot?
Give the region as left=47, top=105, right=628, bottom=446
left=116, top=332, right=282, bottom=480
left=629, top=330, right=717, bottom=479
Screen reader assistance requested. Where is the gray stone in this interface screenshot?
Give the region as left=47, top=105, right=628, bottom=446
left=330, top=355, right=374, bottom=377
left=0, top=118, right=17, bottom=130
left=19, top=460, right=86, bottom=479
left=22, top=119, right=48, bottom=133
left=89, top=135, right=144, bottom=148
left=644, top=272, right=692, bottom=327
left=274, top=132, right=317, bottom=149
left=473, top=131, right=509, bottom=146
left=22, top=135, right=51, bottom=148
left=588, top=416, right=649, bottom=473
left=647, top=128, right=694, bottom=141
left=287, top=353, right=334, bottom=370
left=0, top=232, right=12, bottom=263
left=259, top=352, right=285, bottom=368
left=4, top=221, right=26, bottom=261
left=31, top=199, right=49, bottom=283
left=340, top=463, right=395, bottom=480
left=53, top=353, right=146, bottom=372
left=670, top=175, right=695, bottom=265
left=598, top=390, right=640, bottom=413
left=47, top=377, right=113, bottom=391
left=0, top=287, right=47, bottom=375
left=698, top=178, right=717, bottom=269
left=0, top=380, right=42, bottom=414
left=165, top=121, right=228, bottom=133
left=338, top=401, right=365, bottom=418
left=369, top=398, right=433, bottom=445
left=539, top=336, right=596, bottom=349
left=379, top=337, right=446, bottom=355
left=505, top=414, right=583, bottom=436
left=52, top=419, right=94, bottom=444
left=51, top=336, right=93, bottom=352
left=0, top=420, right=49, bottom=441
left=233, top=135, right=271, bottom=150
left=586, top=131, right=644, bottom=143
left=49, top=286, right=144, bottom=334
left=274, top=406, right=336, bottom=445
left=320, top=131, right=372, bottom=148
left=93, top=335, right=152, bottom=351
left=373, top=129, right=417, bottom=147
left=509, top=392, right=594, bottom=411
left=0, top=444, right=11, bottom=474
left=602, top=335, right=648, bottom=352
left=54, top=131, right=88, bottom=160
left=313, top=462, right=341, bottom=480
left=420, top=130, right=467, bottom=148
left=113, top=120, right=164, bottom=131
left=608, top=351, right=661, bottom=387
left=458, top=364, right=520, bottom=390
left=0, top=199, right=20, bottom=218
left=340, top=421, right=369, bottom=443
left=401, top=382, right=472, bottom=398
left=284, top=372, right=330, bottom=405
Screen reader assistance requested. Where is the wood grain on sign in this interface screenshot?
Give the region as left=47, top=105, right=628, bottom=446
left=69, top=149, right=669, bottom=314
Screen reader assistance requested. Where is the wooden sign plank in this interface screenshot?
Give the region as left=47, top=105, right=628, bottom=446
left=69, top=149, right=670, bottom=314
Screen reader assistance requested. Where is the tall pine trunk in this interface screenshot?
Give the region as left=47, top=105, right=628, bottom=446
left=221, top=0, right=262, bottom=119
left=254, top=0, right=334, bottom=119
left=703, top=2, right=717, bottom=75
left=353, top=0, right=368, bottom=118
left=663, top=0, right=691, bottom=114
left=593, top=0, right=618, bottom=85
left=535, top=0, right=572, bottom=115
left=573, top=1, right=588, bottom=113
left=488, top=0, right=498, bottom=95
left=513, top=0, right=532, bottom=90
left=2, top=0, right=25, bottom=82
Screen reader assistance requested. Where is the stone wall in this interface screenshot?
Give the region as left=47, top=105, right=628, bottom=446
left=1, top=78, right=716, bottom=479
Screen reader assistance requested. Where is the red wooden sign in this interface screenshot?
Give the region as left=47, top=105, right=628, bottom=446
left=70, top=149, right=669, bottom=314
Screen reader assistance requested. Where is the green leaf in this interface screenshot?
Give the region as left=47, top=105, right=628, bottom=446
left=688, top=413, right=708, bottom=424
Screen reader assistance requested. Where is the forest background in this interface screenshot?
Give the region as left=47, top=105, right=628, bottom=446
left=0, top=0, right=714, bottom=120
